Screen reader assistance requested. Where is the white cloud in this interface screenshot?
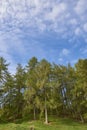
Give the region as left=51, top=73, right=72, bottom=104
left=0, top=31, right=28, bottom=74
left=69, top=19, right=77, bottom=25
left=75, top=27, right=81, bottom=35
left=61, top=48, right=70, bottom=56
left=58, top=58, right=63, bottom=62
left=0, top=0, right=87, bottom=73
left=83, top=23, right=87, bottom=32
left=45, top=2, right=67, bottom=21
left=75, top=0, right=87, bottom=15
left=0, top=48, right=16, bottom=74
left=0, top=0, right=86, bottom=38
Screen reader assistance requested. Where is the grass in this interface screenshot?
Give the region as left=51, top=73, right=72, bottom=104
left=0, top=117, right=87, bottom=130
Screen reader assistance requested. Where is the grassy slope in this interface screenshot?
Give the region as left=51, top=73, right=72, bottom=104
left=0, top=118, right=87, bottom=130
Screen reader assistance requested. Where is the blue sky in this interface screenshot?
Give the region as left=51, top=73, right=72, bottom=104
left=0, top=0, right=87, bottom=73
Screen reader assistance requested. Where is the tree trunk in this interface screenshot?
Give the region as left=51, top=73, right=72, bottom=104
left=80, top=113, right=84, bottom=123
left=45, top=96, right=48, bottom=124
left=39, top=109, right=44, bottom=120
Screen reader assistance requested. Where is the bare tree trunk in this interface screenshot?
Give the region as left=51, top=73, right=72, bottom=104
left=39, top=109, right=44, bottom=120
left=45, top=96, right=48, bottom=124
left=80, top=113, right=84, bottom=123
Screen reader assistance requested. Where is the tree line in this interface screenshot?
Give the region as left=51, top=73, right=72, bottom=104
left=0, top=57, right=87, bottom=123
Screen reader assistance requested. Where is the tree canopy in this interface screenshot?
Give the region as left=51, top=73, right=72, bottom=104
left=0, top=57, right=87, bottom=123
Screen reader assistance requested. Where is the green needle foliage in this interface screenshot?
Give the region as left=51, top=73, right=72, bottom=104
left=0, top=57, right=87, bottom=124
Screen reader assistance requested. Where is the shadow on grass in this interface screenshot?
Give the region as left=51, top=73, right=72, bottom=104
left=14, top=117, right=32, bottom=124
left=0, top=117, right=29, bottom=125
left=0, top=114, right=35, bottom=124
left=58, top=118, right=80, bottom=126
left=0, top=118, right=10, bottom=124
left=49, top=116, right=82, bottom=126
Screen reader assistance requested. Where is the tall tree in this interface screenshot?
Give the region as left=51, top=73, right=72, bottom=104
left=2, top=73, right=15, bottom=120
left=36, top=59, right=51, bottom=124
left=24, top=57, right=38, bottom=120
left=14, top=64, right=26, bottom=119
left=0, top=57, right=9, bottom=88
left=72, top=59, right=87, bottom=122
left=0, top=57, right=9, bottom=110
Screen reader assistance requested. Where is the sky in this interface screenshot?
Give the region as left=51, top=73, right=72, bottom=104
left=0, top=0, right=87, bottom=74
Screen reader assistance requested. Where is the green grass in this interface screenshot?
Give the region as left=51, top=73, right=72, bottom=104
left=0, top=117, right=87, bottom=130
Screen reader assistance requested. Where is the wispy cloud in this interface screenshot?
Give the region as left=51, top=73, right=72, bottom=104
left=0, top=0, right=87, bottom=38
left=0, top=0, right=87, bottom=73
left=61, top=48, right=70, bottom=56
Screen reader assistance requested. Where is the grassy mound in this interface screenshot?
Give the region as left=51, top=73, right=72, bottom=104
left=0, top=117, right=87, bottom=130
